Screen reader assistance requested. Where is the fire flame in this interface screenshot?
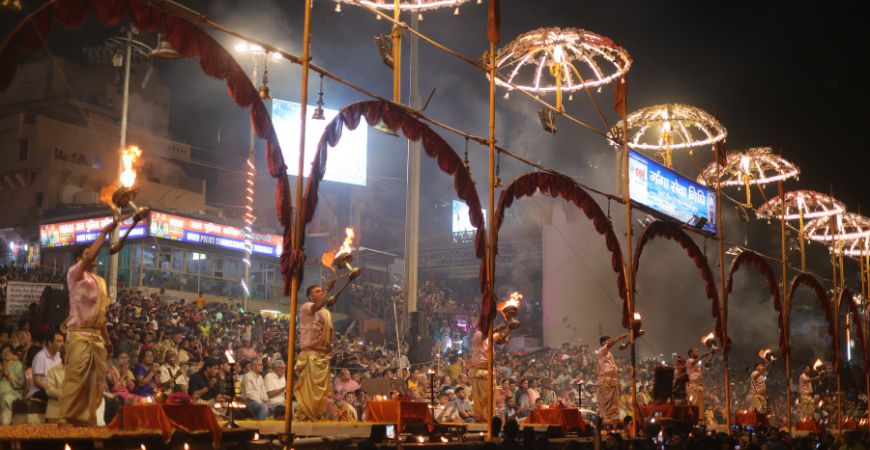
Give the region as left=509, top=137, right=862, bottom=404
left=701, top=332, right=716, bottom=346
left=120, top=146, right=142, bottom=188
left=506, top=291, right=523, bottom=308
left=758, top=348, right=773, bottom=359
left=813, top=358, right=824, bottom=371
left=336, top=227, right=355, bottom=256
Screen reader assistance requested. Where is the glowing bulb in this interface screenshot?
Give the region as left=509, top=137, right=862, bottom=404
left=249, top=44, right=264, bottom=54
left=335, top=2, right=341, bottom=12
left=184, top=444, right=190, bottom=450
left=235, top=42, right=248, bottom=53
left=453, top=6, right=459, bottom=14
left=552, top=45, right=565, bottom=63
left=416, top=435, right=425, bottom=443
left=417, top=12, right=423, bottom=20
left=254, top=433, right=260, bottom=440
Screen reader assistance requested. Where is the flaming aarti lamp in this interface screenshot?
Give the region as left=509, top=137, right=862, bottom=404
left=494, top=292, right=523, bottom=344
left=813, top=358, right=825, bottom=373
left=100, top=146, right=149, bottom=255
left=321, top=228, right=362, bottom=301
left=619, top=312, right=645, bottom=350
left=758, top=348, right=777, bottom=363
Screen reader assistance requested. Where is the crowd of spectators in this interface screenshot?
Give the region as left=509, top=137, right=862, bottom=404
left=0, top=270, right=866, bottom=441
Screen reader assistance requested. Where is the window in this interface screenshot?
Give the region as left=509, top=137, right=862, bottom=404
left=18, top=139, right=28, bottom=161
left=171, top=248, right=184, bottom=271
left=142, top=246, right=157, bottom=267
left=186, top=251, right=207, bottom=274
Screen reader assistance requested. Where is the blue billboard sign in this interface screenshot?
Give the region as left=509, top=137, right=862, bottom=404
left=628, top=150, right=717, bottom=234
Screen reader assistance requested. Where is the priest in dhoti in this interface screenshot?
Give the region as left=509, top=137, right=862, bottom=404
left=61, top=219, right=117, bottom=426
left=597, top=334, right=627, bottom=425
left=469, top=325, right=505, bottom=422
left=798, top=366, right=820, bottom=419
left=294, top=284, right=336, bottom=420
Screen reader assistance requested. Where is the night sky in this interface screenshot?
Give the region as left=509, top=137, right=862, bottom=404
left=2, top=0, right=868, bottom=357
left=2, top=1, right=867, bottom=206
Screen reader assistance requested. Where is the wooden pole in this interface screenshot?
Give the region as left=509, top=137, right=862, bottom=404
left=283, top=0, right=313, bottom=443
left=799, top=209, right=806, bottom=272
left=780, top=181, right=792, bottom=435
left=620, top=79, right=638, bottom=438
left=717, top=147, right=732, bottom=434
left=486, top=41, right=497, bottom=442
left=392, top=0, right=401, bottom=103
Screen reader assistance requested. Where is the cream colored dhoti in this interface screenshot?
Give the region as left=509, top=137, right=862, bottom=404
left=597, top=377, right=620, bottom=422
left=294, top=350, right=332, bottom=421
left=748, top=392, right=766, bottom=413
left=687, top=381, right=705, bottom=417
left=471, top=369, right=488, bottom=421
left=60, top=329, right=107, bottom=426
left=799, top=394, right=815, bottom=419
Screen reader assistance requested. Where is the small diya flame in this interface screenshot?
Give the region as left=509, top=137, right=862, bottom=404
left=813, top=358, right=824, bottom=371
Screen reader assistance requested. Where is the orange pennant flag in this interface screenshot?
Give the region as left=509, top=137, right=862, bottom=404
left=487, top=0, right=501, bottom=45
left=613, top=76, right=627, bottom=117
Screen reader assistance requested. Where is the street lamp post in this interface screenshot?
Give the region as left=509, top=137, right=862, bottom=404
left=107, top=27, right=179, bottom=302
left=234, top=43, right=280, bottom=311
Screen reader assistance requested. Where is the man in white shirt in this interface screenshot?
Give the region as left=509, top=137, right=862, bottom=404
left=242, top=359, right=270, bottom=420
left=434, top=391, right=460, bottom=423
left=30, top=332, right=64, bottom=399
left=159, top=350, right=189, bottom=393
left=264, top=359, right=287, bottom=416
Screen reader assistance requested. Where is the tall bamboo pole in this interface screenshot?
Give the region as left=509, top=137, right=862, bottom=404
left=799, top=210, right=806, bottom=272
left=780, top=181, right=792, bottom=434
left=620, top=82, right=638, bottom=438
left=865, top=252, right=870, bottom=432
left=283, top=0, right=313, bottom=442
left=716, top=148, right=732, bottom=434
left=486, top=41, right=497, bottom=442
left=392, top=0, right=401, bottom=103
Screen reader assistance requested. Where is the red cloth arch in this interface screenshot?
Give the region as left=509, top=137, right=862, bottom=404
left=724, top=250, right=784, bottom=358
left=300, top=100, right=486, bottom=290
left=0, top=0, right=296, bottom=291
left=788, top=273, right=837, bottom=372
left=631, top=220, right=724, bottom=342
left=478, top=171, right=626, bottom=334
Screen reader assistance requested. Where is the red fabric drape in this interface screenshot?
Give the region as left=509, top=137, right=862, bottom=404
left=0, top=0, right=296, bottom=293
left=724, top=250, right=784, bottom=358
left=631, top=220, right=724, bottom=343
left=838, top=288, right=867, bottom=374
left=301, top=100, right=486, bottom=289
left=788, top=273, right=837, bottom=372
left=479, top=172, right=626, bottom=334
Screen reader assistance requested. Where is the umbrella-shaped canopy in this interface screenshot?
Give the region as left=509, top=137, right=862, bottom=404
left=609, top=103, right=726, bottom=167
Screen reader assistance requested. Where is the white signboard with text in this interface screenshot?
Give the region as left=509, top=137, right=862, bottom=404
left=3, top=281, right=64, bottom=316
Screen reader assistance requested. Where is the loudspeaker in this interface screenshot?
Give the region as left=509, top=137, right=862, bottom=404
left=653, top=365, right=674, bottom=404
left=408, top=335, right=434, bottom=365
left=409, top=311, right=427, bottom=337
left=43, top=287, right=69, bottom=327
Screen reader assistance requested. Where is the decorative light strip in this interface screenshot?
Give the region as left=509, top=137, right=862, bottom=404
left=335, top=0, right=472, bottom=12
